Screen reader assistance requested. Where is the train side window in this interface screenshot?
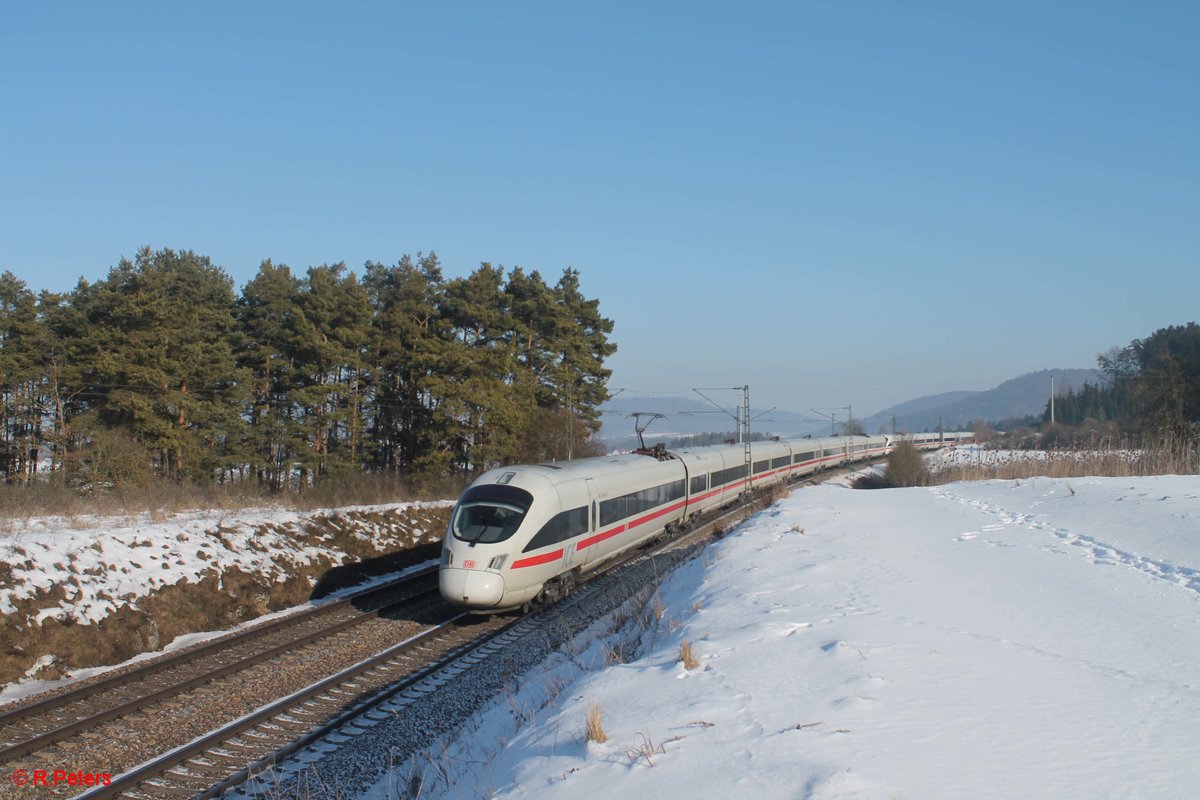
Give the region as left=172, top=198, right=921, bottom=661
left=600, top=496, right=626, bottom=527
left=754, top=459, right=769, bottom=473
left=772, top=455, right=790, bottom=469
left=523, top=506, right=589, bottom=552
left=690, top=474, right=707, bottom=494
left=796, top=451, right=814, bottom=463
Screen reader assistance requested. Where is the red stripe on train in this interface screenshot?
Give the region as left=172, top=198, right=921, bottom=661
left=510, top=549, right=564, bottom=569
left=579, top=498, right=689, bottom=551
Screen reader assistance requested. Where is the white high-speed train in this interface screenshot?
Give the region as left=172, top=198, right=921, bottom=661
left=439, top=432, right=971, bottom=612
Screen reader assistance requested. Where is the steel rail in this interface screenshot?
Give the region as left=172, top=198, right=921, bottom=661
left=73, top=610, right=485, bottom=800
left=69, top=456, right=887, bottom=798
left=0, top=566, right=438, bottom=763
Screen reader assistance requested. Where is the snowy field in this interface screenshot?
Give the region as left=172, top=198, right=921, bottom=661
left=412, top=473, right=1200, bottom=800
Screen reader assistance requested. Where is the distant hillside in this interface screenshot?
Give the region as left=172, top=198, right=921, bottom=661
left=861, top=369, right=1102, bottom=432
left=877, top=390, right=978, bottom=418
left=598, top=369, right=1104, bottom=447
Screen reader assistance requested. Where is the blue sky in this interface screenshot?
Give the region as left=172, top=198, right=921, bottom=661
left=3, top=2, right=1196, bottom=418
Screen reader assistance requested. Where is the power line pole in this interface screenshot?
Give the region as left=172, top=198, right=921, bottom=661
left=695, top=385, right=752, bottom=495
left=1050, top=375, right=1056, bottom=426
left=741, top=385, right=751, bottom=495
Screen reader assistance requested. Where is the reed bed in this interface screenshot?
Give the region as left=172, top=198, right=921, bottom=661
left=929, top=432, right=1199, bottom=483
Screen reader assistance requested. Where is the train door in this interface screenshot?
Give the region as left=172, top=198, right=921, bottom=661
left=572, top=478, right=600, bottom=568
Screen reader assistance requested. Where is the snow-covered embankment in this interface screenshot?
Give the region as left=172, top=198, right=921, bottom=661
left=409, top=475, right=1200, bottom=799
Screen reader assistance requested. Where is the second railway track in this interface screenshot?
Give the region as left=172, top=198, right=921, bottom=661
left=0, top=564, right=446, bottom=798
left=4, top=461, right=876, bottom=800
left=87, top=475, right=835, bottom=799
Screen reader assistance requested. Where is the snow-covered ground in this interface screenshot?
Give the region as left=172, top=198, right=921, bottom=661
left=0, top=500, right=451, bottom=699
left=410, top=473, right=1200, bottom=799
left=0, top=501, right=448, bottom=623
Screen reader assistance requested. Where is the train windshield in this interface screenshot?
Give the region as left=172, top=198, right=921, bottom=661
left=451, top=484, right=534, bottom=544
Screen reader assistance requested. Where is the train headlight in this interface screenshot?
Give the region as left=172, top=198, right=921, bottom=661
left=441, top=549, right=453, bottom=567
left=488, top=555, right=508, bottom=571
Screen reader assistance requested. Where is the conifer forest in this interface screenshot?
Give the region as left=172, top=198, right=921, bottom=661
left=0, top=248, right=616, bottom=490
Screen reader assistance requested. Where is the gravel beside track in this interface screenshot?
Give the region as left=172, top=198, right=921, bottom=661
left=0, top=576, right=447, bottom=800
left=232, top=466, right=866, bottom=800
left=233, top=535, right=717, bottom=799
left=2, top=466, right=868, bottom=799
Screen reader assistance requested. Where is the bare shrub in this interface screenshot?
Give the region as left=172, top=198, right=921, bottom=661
left=884, top=441, right=929, bottom=487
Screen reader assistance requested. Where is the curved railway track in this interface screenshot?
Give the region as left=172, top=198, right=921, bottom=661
left=3, top=460, right=878, bottom=799
left=77, top=475, right=825, bottom=800
left=0, top=565, right=441, bottom=785
left=77, top=612, right=514, bottom=799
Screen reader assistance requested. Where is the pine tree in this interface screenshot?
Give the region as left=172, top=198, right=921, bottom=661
left=70, top=248, right=242, bottom=483
left=432, top=264, right=532, bottom=472
left=551, top=268, right=616, bottom=453
left=235, top=260, right=308, bottom=490
left=364, top=253, right=448, bottom=473
left=292, top=263, right=371, bottom=482
left=1132, top=323, right=1200, bottom=435
left=0, top=273, right=51, bottom=483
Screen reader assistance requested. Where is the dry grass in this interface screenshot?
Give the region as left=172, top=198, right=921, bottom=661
left=679, top=639, right=700, bottom=670
left=603, top=641, right=631, bottom=666
left=625, top=732, right=666, bottom=766
left=586, top=703, right=608, bottom=743
left=650, top=595, right=666, bottom=621
left=0, top=472, right=467, bottom=523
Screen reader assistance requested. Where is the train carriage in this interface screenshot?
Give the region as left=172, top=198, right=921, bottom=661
left=440, top=430, right=970, bottom=611
left=440, top=454, right=688, bottom=610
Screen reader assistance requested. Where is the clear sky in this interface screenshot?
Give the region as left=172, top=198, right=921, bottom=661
left=3, top=2, right=1196, bottom=417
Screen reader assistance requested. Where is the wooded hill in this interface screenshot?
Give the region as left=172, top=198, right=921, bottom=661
left=1043, top=323, right=1200, bottom=436
left=0, top=248, right=615, bottom=490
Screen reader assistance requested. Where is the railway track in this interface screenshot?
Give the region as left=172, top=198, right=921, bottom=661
left=3, top=461, right=876, bottom=799
left=0, top=564, right=441, bottom=781
left=77, top=477, right=817, bottom=800
left=76, top=612, right=516, bottom=799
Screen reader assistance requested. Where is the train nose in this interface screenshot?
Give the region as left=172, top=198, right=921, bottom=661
left=440, top=567, right=505, bottom=609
